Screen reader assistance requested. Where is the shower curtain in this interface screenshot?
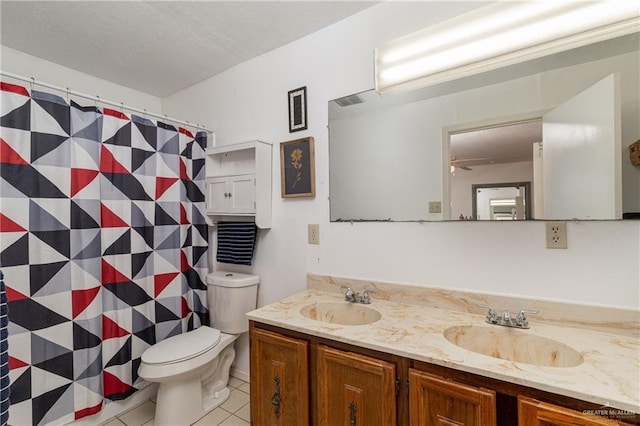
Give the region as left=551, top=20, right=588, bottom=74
left=0, top=81, right=209, bottom=425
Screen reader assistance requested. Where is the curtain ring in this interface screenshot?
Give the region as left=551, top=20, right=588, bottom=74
left=66, top=87, right=70, bottom=102
left=95, top=95, right=100, bottom=108
left=30, top=77, right=35, bottom=90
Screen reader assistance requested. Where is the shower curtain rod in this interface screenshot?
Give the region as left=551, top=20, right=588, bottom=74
left=1, top=70, right=214, bottom=134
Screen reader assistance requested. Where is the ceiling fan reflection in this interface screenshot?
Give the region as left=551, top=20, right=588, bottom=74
left=450, top=156, right=492, bottom=171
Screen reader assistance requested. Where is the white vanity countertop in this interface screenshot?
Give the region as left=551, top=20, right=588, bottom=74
left=247, top=289, right=640, bottom=413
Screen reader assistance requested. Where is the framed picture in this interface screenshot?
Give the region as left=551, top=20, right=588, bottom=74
left=288, top=86, right=308, bottom=133
left=280, top=137, right=315, bottom=198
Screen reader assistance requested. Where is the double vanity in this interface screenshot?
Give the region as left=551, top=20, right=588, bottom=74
left=247, top=274, right=639, bottom=425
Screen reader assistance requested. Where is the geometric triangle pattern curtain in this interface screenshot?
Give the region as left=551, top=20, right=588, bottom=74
left=0, top=81, right=209, bottom=425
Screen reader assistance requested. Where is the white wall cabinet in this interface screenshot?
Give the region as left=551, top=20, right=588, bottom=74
left=206, top=174, right=256, bottom=214
left=205, top=140, right=272, bottom=228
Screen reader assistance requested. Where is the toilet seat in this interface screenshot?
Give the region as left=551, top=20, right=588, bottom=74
left=141, top=326, right=221, bottom=365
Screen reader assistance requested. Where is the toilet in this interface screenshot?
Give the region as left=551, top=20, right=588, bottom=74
left=138, top=271, right=259, bottom=426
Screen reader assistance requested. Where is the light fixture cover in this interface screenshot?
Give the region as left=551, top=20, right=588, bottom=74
left=375, top=1, right=640, bottom=95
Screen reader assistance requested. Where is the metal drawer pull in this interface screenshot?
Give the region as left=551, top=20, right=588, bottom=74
left=349, top=402, right=357, bottom=426
left=271, top=375, right=281, bottom=418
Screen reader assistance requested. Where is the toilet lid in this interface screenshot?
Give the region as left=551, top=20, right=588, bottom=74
left=141, top=326, right=221, bottom=365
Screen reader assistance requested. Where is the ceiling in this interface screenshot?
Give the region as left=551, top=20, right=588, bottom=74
left=0, top=1, right=377, bottom=97
left=450, top=120, right=542, bottom=169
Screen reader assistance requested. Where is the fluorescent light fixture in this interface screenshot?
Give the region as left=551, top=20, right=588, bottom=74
left=375, top=1, right=640, bottom=95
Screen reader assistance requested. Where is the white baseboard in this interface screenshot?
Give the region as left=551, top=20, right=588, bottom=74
left=230, top=367, right=249, bottom=383
left=67, top=383, right=158, bottom=425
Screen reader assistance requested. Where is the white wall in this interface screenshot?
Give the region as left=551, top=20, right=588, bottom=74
left=1, top=45, right=162, bottom=112
left=163, top=2, right=640, bottom=376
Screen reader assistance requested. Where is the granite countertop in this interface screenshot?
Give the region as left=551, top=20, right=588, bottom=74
left=247, top=289, right=640, bottom=413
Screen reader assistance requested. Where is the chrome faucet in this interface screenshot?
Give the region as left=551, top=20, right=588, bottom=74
left=478, top=304, right=538, bottom=329
left=360, top=290, right=374, bottom=304
left=343, top=287, right=357, bottom=302
left=342, top=287, right=375, bottom=304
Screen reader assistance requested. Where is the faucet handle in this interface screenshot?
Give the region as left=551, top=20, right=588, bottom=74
left=515, top=309, right=539, bottom=327
left=361, top=289, right=375, bottom=304
left=477, top=304, right=498, bottom=323
left=341, top=287, right=356, bottom=301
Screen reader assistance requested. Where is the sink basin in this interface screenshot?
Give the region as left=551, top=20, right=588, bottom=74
left=300, top=302, right=382, bottom=326
left=443, top=325, right=583, bottom=368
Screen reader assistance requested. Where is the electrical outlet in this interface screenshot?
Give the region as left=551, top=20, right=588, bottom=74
left=428, top=201, right=442, bottom=214
left=545, top=222, right=567, bottom=249
left=308, top=224, right=320, bottom=245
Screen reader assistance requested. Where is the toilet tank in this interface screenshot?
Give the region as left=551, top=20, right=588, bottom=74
left=207, top=271, right=259, bottom=334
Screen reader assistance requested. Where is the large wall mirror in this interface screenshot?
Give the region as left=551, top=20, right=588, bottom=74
left=329, top=33, right=640, bottom=222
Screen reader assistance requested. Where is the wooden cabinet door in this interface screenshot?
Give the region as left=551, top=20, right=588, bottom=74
left=250, top=328, right=309, bottom=426
left=317, top=344, right=397, bottom=426
left=409, top=369, right=496, bottom=426
left=518, top=396, right=623, bottom=426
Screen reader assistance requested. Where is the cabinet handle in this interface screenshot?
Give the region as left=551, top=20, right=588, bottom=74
left=271, top=375, right=281, bottom=418
left=349, top=402, right=357, bottom=426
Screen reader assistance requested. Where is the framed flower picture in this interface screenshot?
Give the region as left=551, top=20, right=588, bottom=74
left=280, top=137, right=315, bottom=198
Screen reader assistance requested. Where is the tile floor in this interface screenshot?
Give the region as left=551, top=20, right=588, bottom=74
left=100, top=377, right=250, bottom=426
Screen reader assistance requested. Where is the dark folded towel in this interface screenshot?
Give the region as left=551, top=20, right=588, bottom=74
left=216, top=222, right=257, bottom=266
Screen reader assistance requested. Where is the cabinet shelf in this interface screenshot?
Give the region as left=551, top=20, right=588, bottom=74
left=205, top=140, right=272, bottom=229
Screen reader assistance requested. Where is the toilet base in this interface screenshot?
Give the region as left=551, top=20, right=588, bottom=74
left=147, top=335, right=238, bottom=426
left=154, top=380, right=232, bottom=426
left=203, top=386, right=231, bottom=413
left=154, top=374, right=206, bottom=426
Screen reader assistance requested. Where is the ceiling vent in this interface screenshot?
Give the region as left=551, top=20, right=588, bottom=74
left=335, top=94, right=365, bottom=107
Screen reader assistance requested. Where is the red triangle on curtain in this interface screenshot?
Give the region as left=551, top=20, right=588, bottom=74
left=179, top=127, right=194, bottom=138
left=102, top=259, right=130, bottom=285
left=100, top=145, right=129, bottom=174
left=154, top=272, right=179, bottom=297
left=5, top=286, right=28, bottom=302
left=1, top=81, right=29, bottom=96
left=75, top=402, right=103, bottom=420
left=102, top=315, right=130, bottom=339
left=180, top=250, right=190, bottom=272
left=156, top=177, right=178, bottom=199
left=8, top=356, right=29, bottom=370
left=103, top=108, right=130, bottom=121
left=71, top=168, right=99, bottom=197
left=180, top=204, right=190, bottom=225
left=103, top=371, right=133, bottom=395
left=100, top=204, right=128, bottom=228
left=0, top=138, right=29, bottom=165
left=179, top=158, right=190, bottom=181
left=181, top=296, right=192, bottom=318
left=72, top=287, right=101, bottom=318
left=0, top=213, right=26, bottom=232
